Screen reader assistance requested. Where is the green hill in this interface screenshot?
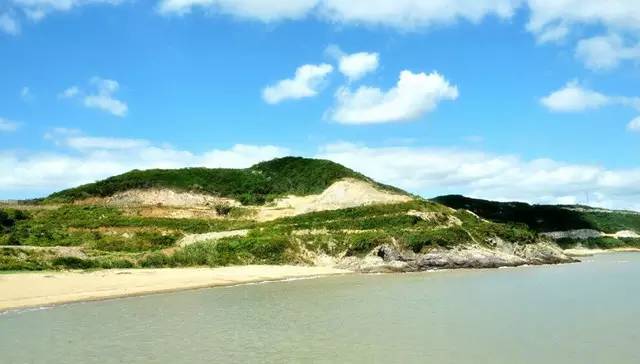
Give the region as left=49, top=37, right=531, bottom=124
left=47, top=157, right=405, bottom=205
left=433, top=195, right=640, bottom=236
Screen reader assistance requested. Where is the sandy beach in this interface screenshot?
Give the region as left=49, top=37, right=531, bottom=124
left=0, top=265, right=350, bottom=312
left=563, top=247, right=640, bottom=257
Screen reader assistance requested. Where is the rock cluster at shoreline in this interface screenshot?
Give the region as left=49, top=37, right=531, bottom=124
left=332, top=240, right=576, bottom=273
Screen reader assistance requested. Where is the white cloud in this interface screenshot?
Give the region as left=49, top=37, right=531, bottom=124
left=82, top=77, right=128, bottom=117
left=337, top=50, right=379, bottom=81
left=316, top=142, right=640, bottom=211
left=157, top=0, right=518, bottom=29
left=262, top=63, right=333, bottom=104
left=157, top=0, right=318, bottom=20
left=0, top=117, right=20, bottom=132
left=60, top=78, right=127, bottom=117
left=628, top=117, right=640, bottom=132
left=330, top=70, right=458, bottom=124
left=11, top=0, right=124, bottom=18
left=575, top=34, right=640, bottom=71
left=320, top=0, right=518, bottom=30
left=534, top=23, right=569, bottom=44
left=541, top=82, right=640, bottom=129
left=526, top=0, right=640, bottom=42
left=540, top=81, right=611, bottom=112
left=0, top=130, right=289, bottom=197
left=59, top=86, right=80, bottom=99
left=0, top=12, right=20, bottom=35
left=3, top=133, right=640, bottom=210
left=45, top=129, right=150, bottom=150
left=2, top=1, right=124, bottom=35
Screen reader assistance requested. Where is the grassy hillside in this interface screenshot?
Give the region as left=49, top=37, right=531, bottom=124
left=47, top=157, right=404, bottom=205
left=433, top=195, right=640, bottom=234
left=0, top=200, right=539, bottom=270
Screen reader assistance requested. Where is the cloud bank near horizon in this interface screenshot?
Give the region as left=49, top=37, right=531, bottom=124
left=2, top=131, right=639, bottom=212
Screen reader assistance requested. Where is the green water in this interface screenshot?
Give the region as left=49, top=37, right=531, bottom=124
left=1, top=253, right=639, bottom=363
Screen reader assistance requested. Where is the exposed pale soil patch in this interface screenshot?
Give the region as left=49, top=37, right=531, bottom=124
left=256, top=179, right=412, bottom=221
left=78, top=188, right=240, bottom=209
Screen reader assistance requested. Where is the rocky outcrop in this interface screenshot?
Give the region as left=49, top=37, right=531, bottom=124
left=541, top=229, right=603, bottom=240
left=330, top=241, right=575, bottom=273
left=541, top=229, right=639, bottom=240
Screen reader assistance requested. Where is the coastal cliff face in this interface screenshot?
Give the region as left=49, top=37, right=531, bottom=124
left=319, top=239, right=575, bottom=273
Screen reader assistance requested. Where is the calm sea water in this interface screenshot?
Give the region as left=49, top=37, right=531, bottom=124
left=1, top=253, right=639, bottom=364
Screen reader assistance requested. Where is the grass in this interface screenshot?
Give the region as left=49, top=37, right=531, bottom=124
left=0, top=199, right=551, bottom=271
left=1, top=205, right=255, bottom=248
left=5, top=194, right=636, bottom=272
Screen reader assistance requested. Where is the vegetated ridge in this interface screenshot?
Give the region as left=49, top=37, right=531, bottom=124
left=48, top=157, right=406, bottom=205
left=433, top=195, right=640, bottom=249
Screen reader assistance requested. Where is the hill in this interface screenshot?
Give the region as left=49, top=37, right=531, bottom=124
left=47, top=157, right=405, bottom=205
left=433, top=195, right=640, bottom=249
left=1, top=157, right=579, bottom=272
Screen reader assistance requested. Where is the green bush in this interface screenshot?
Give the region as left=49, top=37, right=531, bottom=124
left=52, top=256, right=94, bottom=269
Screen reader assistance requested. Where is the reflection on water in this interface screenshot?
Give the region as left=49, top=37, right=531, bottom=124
left=1, top=253, right=639, bottom=364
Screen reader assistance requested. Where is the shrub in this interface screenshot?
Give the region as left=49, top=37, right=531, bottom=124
left=214, top=203, right=233, bottom=216
left=52, top=256, right=94, bottom=269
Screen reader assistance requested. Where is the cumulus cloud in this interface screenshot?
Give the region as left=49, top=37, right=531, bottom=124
left=3, top=133, right=640, bottom=210
left=45, top=128, right=150, bottom=150
left=526, top=0, right=640, bottom=42
left=628, top=117, right=640, bottom=132
left=0, top=12, right=20, bottom=35
left=0, top=117, right=20, bottom=132
left=61, top=78, right=128, bottom=117
left=153, top=0, right=640, bottom=41
left=541, top=81, right=640, bottom=129
left=0, top=130, right=289, bottom=198
left=12, top=0, right=124, bottom=18
left=59, top=86, right=80, bottom=99
left=576, top=34, right=640, bottom=71
left=330, top=70, right=458, bottom=124
left=157, top=0, right=518, bottom=29
left=157, top=0, right=318, bottom=20
left=540, top=81, right=611, bottom=112
left=262, top=63, right=333, bottom=104
left=316, top=142, right=640, bottom=211
left=83, top=77, right=128, bottom=117
left=333, top=48, right=379, bottom=82
left=320, top=0, right=518, bottom=29
left=3, top=0, right=124, bottom=34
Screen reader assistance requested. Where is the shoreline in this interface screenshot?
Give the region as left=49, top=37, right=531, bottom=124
left=0, top=265, right=351, bottom=313
left=2, top=248, right=639, bottom=313
left=563, top=247, right=640, bottom=257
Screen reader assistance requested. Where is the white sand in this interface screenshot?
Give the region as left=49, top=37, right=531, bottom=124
left=0, top=265, right=350, bottom=312
left=563, top=247, right=640, bottom=257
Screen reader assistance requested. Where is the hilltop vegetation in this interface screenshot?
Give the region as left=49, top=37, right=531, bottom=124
left=433, top=195, right=640, bottom=233
left=48, top=157, right=404, bottom=205
left=433, top=195, right=640, bottom=249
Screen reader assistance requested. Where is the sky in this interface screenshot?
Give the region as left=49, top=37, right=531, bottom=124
left=1, top=0, right=639, bottom=210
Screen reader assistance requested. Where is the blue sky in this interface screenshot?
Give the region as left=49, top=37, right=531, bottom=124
left=1, top=1, right=639, bottom=210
